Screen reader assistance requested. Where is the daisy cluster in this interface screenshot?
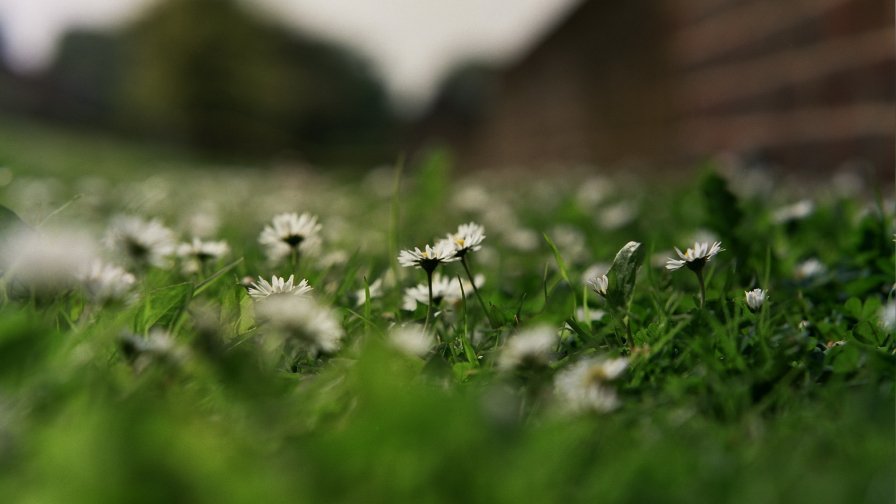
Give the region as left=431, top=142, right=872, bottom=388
left=0, top=164, right=889, bottom=422
left=0, top=148, right=891, bottom=503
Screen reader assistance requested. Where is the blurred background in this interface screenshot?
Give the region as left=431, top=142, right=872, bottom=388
left=0, top=0, right=892, bottom=176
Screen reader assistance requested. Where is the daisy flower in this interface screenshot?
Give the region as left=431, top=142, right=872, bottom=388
left=794, top=258, right=826, bottom=280
left=597, top=201, right=637, bottom=231
left=441, top=222, right=486, bottom=258
left=397, top=241, right=459, bottom=273
left=0, top=227, right=98, bottom=297
left=498, top=325, right=557, bottom=370
left=441, top=222, right=495, bottom=326
left=772, top=199, right=814, bottom=224
left=665, top=241, right=724, bottom=272
left=247, top=274, right=312, bottom=300
left=401, top=272, right=484, bottom=311
left=177, top=237, right=229, bottom=274
left=666, top=241, right=724, bottom=308
left=554, top=357, right=629, bottom=413
left=256, top=295, right=344, bottom=356
left=119, top=329, right=188, bottom=373
left=744, top=288, right=767, bottom=312
left=398, top=240, right=460, bottom=327
left=575, top=176, right=612, bottom=209
left=183, top=208, right=220, bottom=238
left=582, top=263, right=611, bottom=285
left=78, top=260, right=136, bottom=304
left=388, top=324, right=434, bottom=358
left=587, top=274, right=609, bottom=297
left=402, top=274, right=450, bottom=311
left=502, top=227, right=540, bottom=252
left=549, top=225, right=588, bottom=263
left=104, top=216, right=176, bottom=268
left=258, top=212, right=322, bottom=263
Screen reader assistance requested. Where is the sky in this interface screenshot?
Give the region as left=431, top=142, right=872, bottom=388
left=0, top=0, right=580, bottom=108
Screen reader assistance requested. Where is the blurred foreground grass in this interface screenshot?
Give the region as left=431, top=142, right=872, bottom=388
left=0, top=117, right=892, bottom=503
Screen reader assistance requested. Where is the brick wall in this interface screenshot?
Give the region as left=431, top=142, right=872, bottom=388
left=669, top=0, right=894, bottom=174
left=418, top=0, right=894, bottom=177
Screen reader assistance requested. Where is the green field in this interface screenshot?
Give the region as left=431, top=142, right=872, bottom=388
left=0, top=118, right=892, bottom=503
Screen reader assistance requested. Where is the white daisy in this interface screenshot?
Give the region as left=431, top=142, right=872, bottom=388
left=78, top=260, right=136, bottom=304
left=258, top=212, right=322, bottom=262
left=554, top=357, right=629, bottom=413
left=502, top=227, right=540, bottom=252
left=597, top=201, right=637, bottom=230
left=183, top=207, right=220, bottom=238
left=256, top=295, right=344, bottom=355
left=104, top=216, right=176, bottom=268
left=744, top=288, right=767, bottom=312
left=388, top=324, right=434, bottom=358
left=401, top=272, right=484, bottom=311
left=772, top=199, right=814, bottom=224
left=248, top=274, right=312, bottom=300
left=575, top=176, right=612, bottom=209
left=402, top=273, right=453, bottom=311
left=0, top=227, right=98, bottom=296
left=587, top=274, right=609, bottom=297
left=120, top=329, right=188, bottom=372
left=397, top=241, right=459, bottom=273
left=498, top=325, right=557, bottom=370
left=452, top=184, right=491, bottom=213
left=549, top=225, right=588, bottom=263
left=665, top=241, right=724, bottom=272
left=794, top=258, right=826, bottom=280
left=441, top=222, right=486, bottom=258
left=177, top=237, right=229, bottom=274
left=582, top=263, right=611, bottom=285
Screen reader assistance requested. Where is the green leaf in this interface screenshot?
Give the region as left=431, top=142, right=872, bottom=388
left=829, top=343, right=862, bottom=374
left=542, top=233, right=571, bottom=285
left=852, top=321, right=876, bottom=345
left=607, top=241, right=644, bottom=310
left=193, top=257, right=243, bottom=297
left=237, top=293, right=256, bottom=335
left=451, top=361, right=477, bottom=382
left=136, top=282, right=193, bottom=333
left=861, top=296, right=882, bottom=321
left=843, top=275, right=887, bottom=297
left=844, top=297, right=863, bottom=320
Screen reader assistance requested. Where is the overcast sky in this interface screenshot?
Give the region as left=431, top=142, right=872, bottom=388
left=0, top=0, right=579, bottom=108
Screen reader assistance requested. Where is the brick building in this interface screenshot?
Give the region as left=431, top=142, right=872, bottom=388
left=417, top=0, right=894, bottom=177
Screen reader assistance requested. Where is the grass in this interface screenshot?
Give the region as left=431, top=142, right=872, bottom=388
left=0, top=118, right=892, bottom=503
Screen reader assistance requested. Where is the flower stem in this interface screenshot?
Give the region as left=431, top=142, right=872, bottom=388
left=756, top=304, right=772, bottom=366
left=695, top=269, right=706, bottom=309
left=461, top=256, right=496, bottom=328
left=424, top=270, right=434, bottom=332
left=289, top=249, right=300, bottom=276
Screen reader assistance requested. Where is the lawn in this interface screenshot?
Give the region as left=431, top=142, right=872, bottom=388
left=0, top=118, right=892, bottom=503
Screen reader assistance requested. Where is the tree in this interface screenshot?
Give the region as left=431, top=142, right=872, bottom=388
left=117, top=0, right=395, bottom=161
